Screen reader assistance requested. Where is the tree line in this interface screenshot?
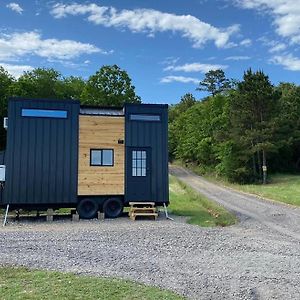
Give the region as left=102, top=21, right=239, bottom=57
left=1, top=64, right=299, bottom=184
left=170, top=69, right=300, bottom=183
left=0, top=65, right=141, bottom=149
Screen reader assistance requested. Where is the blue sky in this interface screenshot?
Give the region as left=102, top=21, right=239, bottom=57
left=1, top=1, right=300, bottom=104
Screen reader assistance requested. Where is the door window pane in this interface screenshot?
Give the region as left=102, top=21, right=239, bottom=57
left=132, top=150, right=147, bottom=177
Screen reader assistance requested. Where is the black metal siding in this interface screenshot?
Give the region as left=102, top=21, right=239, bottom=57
left=3, top=98, right=79, bottom=205
left=125, top=104, right=169, bottom=203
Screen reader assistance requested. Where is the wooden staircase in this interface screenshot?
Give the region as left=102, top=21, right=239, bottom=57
left=129, top=202, right=158, bottom=221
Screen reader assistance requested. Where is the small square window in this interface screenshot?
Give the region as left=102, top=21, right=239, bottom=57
left=90, top=149, right=114, bottom=166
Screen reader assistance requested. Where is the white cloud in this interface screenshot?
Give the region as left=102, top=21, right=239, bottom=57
left=164, top=62, right=227, bottom=73
left=6, top=3, right=23, bottom=14
left=234, top=1, right=300, bottom=44
left=161, top=57, right=180, bottom=65
left=271, top=53, right=300, bottom=71
left=51, top=3, right=240, bottom=48
left=160, top=75, right=199, bottom=84
left=240, top=38, right=252, bottom=46
left=258, top=37, right=288, bottom=53
left=225, top=55, right=251, bottom=60
left=0, top=31, right=105, bottom=61
left=269, top=42, right=287, bottom=53
left=0, top=63, right=33, bottom=78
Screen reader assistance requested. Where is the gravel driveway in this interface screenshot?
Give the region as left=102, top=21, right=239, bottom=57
left=1, top=165, right=300, bottom=300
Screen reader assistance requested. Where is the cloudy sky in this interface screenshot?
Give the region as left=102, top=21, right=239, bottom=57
left=1, top=0, right=300, bottom=104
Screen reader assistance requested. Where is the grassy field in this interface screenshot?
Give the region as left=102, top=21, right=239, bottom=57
left=175, top=161, right=300, bottom=207
left=215, top=173, right=300, bottom=207
left=168, top=176, right=237, bottom=227
left=0, top=267, right=183, bottom=300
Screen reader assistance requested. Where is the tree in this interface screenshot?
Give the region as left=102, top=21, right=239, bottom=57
left=228, top=69, right=279, bottom=183
left=11, top=68, right=63, bottom=99
left=57, top=76, right=86, bottom=100
left=169, top=93, right=196, bottom=122
left=81, top=65, right=141, bottom=106
left=197, top=69, right=232, bottom=97
left=0, top=67, right=14, bottom=149
left=272, top=83, right=300, bottom=171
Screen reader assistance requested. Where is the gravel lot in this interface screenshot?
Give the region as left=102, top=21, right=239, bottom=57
left=1, top=166, right=300, bottom=299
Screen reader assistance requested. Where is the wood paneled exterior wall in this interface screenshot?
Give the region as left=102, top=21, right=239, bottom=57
left=78, top=115, right=125, bottom=195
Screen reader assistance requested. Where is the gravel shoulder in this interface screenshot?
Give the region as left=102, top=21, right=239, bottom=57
left=1, top=166, right=300, bottom=299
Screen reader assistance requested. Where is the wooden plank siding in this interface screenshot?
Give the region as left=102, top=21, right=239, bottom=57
left=78, top=115, right=125, bottom=195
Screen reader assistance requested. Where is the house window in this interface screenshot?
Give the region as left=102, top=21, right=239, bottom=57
left=132, top=150, right=146, bottom=177
left=21, top=109, right=68, bottom=118
left=90, top=149, right=114, bottom=166
left=129, top=114, right=160, bottom=121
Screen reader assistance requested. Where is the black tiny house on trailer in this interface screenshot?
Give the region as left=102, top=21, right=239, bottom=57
left=0, top=98, right=168, bottom=219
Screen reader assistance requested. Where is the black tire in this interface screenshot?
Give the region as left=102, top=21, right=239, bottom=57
left=77, top=198, right=98, bottom=219
left=103, top=198, right=123, bottom=218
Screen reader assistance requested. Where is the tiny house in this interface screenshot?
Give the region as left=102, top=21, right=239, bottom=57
left=0, top=98, right=168, bottom=218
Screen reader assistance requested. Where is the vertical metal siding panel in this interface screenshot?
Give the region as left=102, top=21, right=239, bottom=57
left=20, top=112, right=27, bottom=203
left=150, top=124, right=156, bottom=201
left=35, top=114, right=44, bottom=204
left=125, top=104, right=168, bottom=203
left=43, top=119, right=51, bottom=203
left=4, top=98, right=79, bottom=206
left=63, top=108, right=71, bottom=203
left=26, top=117, right=36, bottom=204
left=49, top=119, right=57, bottom=202
left=55, top=120, right=64, bottom=203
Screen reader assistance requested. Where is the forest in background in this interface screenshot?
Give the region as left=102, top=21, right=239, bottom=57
left=169, top=69, right=300, bottom=183
left=1, top=64, right=300, bottom=184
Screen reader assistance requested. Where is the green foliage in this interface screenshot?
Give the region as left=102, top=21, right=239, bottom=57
left=11, top=68, right=63, bottom=99
left=169, top=175, right=237, bottom=227
left=197, top=69, right=232, bottom=97
left=170, top=69, right=300, bottom=184
left=212, top=173, right=300, bottom=207
left=81, top=64, right=141, bottom=106
left=0, top=64, right=142, bottom=149
left=0, top=267, right=183, bottom=300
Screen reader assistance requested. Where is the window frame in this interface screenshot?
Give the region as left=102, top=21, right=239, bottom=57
left=132, top=150, right=147, bottom=177
left=21, top=108, right=68, bottom=119
left=129, top=114, right=161, bottom=122
left=90, top=149, right=114, bottom=167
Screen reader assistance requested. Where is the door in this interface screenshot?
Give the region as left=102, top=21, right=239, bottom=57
left=126, top=147, right=151, bottom=201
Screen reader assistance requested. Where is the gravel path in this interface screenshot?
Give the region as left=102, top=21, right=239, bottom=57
left=0, top=166, right=300, bottom=299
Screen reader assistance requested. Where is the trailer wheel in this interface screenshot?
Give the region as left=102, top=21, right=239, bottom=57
left=77, top=198, right=98, bottom=219
left=103, top=198, right=123, bottom=218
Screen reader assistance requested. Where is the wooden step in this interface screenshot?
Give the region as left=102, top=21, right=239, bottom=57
left=128, top=202, right=158, bottom=221
left=129, top=210, right=156, bottom=217
left=129, top=212, right=158, bottom=221
left=129, top=202, right=155, bottom=206
left=129, top=207, right=157, bottom=212
left=131, top=212, right=158, bottom=217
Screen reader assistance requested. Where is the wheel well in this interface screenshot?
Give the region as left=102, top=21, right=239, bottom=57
left=77, top=195, right=124, bottom=211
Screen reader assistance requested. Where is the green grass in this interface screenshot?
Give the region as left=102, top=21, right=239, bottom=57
left=212, top=173, right=300, bottom=207
left=174, top=160, right=300, bottom=207
left=168, top=176, right=237, bottom=227
left=0, top=267, right=183, bottom=300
